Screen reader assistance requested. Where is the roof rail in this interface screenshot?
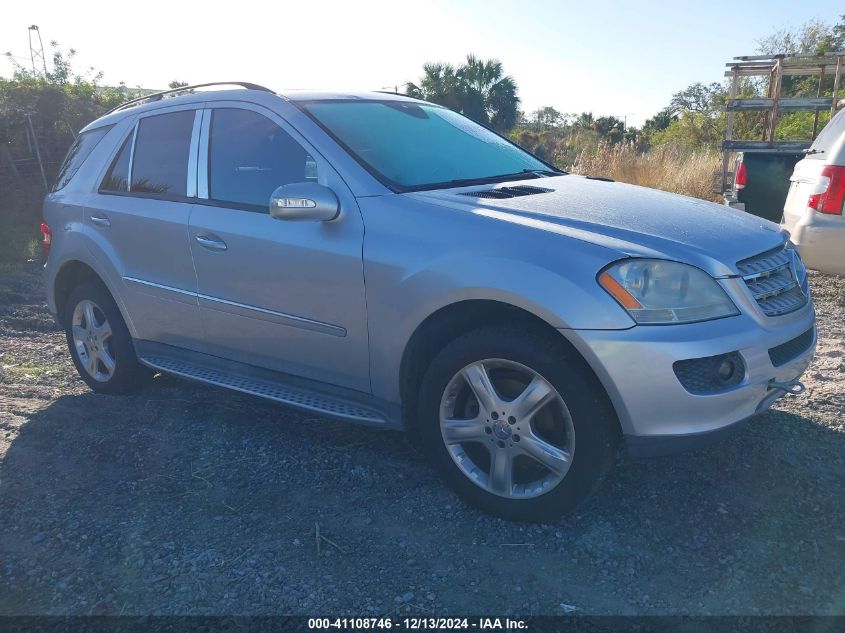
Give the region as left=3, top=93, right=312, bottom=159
left=104, top=82, right=274, bottom=115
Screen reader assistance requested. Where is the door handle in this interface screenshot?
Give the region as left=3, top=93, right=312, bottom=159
left=195, top=234, right=227, bottom=252
left=90, top=214, right=111, bottom=228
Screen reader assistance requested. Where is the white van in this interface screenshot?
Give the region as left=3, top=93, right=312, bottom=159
left=783, top=107, right=845, bottom=275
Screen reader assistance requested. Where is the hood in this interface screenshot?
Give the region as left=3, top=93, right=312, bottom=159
left=408, top=175, right=788, bottom=277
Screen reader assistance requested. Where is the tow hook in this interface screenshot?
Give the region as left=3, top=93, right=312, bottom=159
left=768, top=379, right=806, bottom=395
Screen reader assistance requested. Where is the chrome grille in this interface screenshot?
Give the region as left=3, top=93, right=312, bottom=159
left=737, top=245, right=808, bottom=317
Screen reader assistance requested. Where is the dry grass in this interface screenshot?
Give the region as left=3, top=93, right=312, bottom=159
left=568, top=142, right=721, bottom=201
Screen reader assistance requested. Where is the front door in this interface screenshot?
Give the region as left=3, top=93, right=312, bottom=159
left=188, top=103, right=370, bottom=392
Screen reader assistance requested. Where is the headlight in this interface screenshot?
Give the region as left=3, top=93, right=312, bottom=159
left=598, top=259, right=739, bottom=324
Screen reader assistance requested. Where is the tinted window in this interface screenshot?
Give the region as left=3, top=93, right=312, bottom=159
left=99, top=134, right=132, bottom=192
left=53, top=125, right=112, bottom=191
left=208, top=108, right=316, bottom=209
left=131, top=111, right=195, bottom=196
left=809, top=109, right=845, bottom=159
left=302, top=101, right=550, bottom=191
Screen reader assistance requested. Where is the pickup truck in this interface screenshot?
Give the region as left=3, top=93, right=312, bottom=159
left=726, top=151, right=805, bottom=223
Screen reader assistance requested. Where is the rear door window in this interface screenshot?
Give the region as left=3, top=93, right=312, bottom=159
left=53, top=125, right=112, bottom=191
left=131, top=111, right=195, bottom=196
left=207, top=108, right=316, bottom=210
left=808, top=109, right=845, bottom=159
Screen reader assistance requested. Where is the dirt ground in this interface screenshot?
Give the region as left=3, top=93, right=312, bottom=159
left=0, top=265, right=843, bottom=616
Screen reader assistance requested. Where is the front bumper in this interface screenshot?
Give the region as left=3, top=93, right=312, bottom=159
left=563, top=301, right=816, bottom=457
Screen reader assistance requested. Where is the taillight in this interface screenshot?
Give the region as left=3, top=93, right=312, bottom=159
left=808, top=165, right=845, bottom=215
left=40, top=222, right=52, bottom=258
left=735, top=159, right=747, bottom=190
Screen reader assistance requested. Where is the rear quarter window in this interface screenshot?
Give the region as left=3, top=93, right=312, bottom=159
left=99, top=134, right=133, bottom=193
left=808, top=109, right=845, bottom=159
left=53, top=125, right=113, bottom=191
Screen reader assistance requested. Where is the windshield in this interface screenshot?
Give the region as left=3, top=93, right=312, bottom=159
left=301, top=100, right=558, bottom=191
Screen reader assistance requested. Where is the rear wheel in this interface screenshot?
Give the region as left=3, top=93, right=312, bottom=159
left=417, top=327, right=618, bottom=521
left=64, top=282, right=149, bottom=394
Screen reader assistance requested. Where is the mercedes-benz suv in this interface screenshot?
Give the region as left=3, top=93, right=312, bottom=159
left=43, top=83, right=816, bottom=521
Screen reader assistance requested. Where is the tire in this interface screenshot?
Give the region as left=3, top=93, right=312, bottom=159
left=63, top=281, right=149, bottom=395
left=416, top=326, right=619, bottom=522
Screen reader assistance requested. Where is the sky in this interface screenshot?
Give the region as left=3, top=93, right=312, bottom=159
left=2, top=0, right=842, bottom=127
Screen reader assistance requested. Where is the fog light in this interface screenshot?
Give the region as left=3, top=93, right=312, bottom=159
left=673, top=351, right=745, bottom=395
left=717, top=359, right=736, bottom=382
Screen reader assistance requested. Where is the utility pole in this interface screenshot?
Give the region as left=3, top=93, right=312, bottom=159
left=28, top=25, right=47, bottom=76
left=614, top=112, right=635, bottom=132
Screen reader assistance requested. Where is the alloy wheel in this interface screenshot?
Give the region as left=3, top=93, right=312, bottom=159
left=439, top=358, right=575, bottom=499
left=71, top=299, right=116, bottom=382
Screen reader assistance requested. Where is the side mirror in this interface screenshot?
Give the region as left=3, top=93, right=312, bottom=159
left=269, top=182, right=340, bottom=221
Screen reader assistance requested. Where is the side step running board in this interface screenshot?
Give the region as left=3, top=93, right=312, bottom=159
left=139, top=355, right=387, bottom=425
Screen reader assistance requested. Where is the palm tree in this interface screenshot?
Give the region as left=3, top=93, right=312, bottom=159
left=405, top=63, right=462, bottom=113
left=406, top=55, right=520, bottom=132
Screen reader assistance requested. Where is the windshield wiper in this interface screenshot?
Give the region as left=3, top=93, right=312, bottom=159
left=521, top=168, right=566, bottom=177
left=412, top=168, right=566, bottom=192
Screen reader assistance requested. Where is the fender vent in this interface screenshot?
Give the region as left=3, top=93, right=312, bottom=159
left=459, top=185, right=552, bottom=199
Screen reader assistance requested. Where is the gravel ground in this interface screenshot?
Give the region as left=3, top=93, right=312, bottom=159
left=0, top=266, right=843, bottom=616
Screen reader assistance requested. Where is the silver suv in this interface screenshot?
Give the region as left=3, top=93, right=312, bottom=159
left=44, top=83, right=816, bottom=521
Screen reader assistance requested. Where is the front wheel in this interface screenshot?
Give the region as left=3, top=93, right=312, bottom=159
left=417, top=327, right=619, bottom=522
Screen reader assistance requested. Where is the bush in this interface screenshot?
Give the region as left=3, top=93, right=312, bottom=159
left=1, top=44, right=135, bottom=269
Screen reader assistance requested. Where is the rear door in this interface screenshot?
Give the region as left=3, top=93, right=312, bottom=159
left=88, top=105, right=203, bottom=349
left=188, top=102, right=370, bottom=392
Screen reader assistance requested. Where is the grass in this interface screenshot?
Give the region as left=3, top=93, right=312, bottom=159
left=568, top=142, right=721, bottom=201
left=0, top=217, right=41, bottom=273
left=0, top=352, right=55, bottom=382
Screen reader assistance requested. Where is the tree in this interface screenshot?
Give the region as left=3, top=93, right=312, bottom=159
left=406, top=55, right=520, bottom=132
left=573, top=112, right=595, bottom=130
left=756, top=16, right=845, bottom=55
left=669, top=82, right=725, bottom=116
left=458, top=55, right=519, bottom=131
left=835, top=15, right=845, bottom=46
left=1, top=41, right=135, bottom=263
left=642, top=108, right=676, bottom=134
left=754, top=15, right=845, bottom=139
left=529, top=106, right=562, bottom=131
left=405, top=62, right=462, bottom=112
left=1, top=42, right=131, bottom=147
left=594, top=115, right=625, bottom=141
